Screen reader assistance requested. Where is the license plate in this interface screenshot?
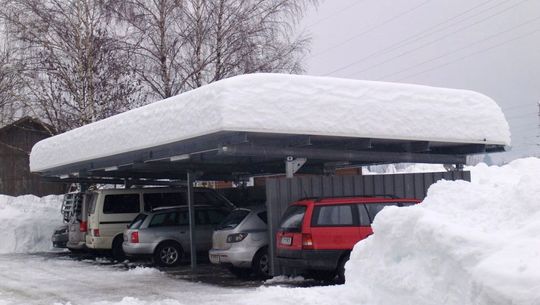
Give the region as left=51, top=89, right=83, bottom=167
left=280, top=236, right=292, bottom=245
left=210, top=254, right=220, bottom=263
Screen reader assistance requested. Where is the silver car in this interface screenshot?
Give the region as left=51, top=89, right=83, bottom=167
left=209, top=206, right=269, bottom=278
left=123, top=205, right=230, bottom=266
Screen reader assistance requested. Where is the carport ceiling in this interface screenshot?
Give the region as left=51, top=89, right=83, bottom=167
left=39, top=131, right=503, bottom=182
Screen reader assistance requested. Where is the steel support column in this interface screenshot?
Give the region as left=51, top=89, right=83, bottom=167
left=186, top=170, right=197, bottom=271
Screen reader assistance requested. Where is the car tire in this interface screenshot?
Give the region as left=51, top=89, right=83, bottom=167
left=336, top=253, right=350, bottom=284
left=308, top=270, right=336, bottom=282
left=111, top=235, right=125, bottom=261
left=154, top=241, right=183, bottom=267
left=252, top=247, right=271, bottom=279
left=228, top=266, right=251, bottom=279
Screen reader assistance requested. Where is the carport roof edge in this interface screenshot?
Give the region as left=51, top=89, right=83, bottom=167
left=30, top=73, right=510, bottom=174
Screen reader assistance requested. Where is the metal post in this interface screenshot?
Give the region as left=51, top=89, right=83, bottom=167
left=186, top=170, right=197, bottom=272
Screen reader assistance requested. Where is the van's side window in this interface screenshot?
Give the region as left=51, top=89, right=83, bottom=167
left=357, top=204, right=371, bottom=226
left=103, top=194, right=140, bottom=214
left=312, top=205, right=354, bottom=226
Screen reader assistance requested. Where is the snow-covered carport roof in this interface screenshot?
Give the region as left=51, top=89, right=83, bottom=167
left=30, top=73, right=510, bottom=182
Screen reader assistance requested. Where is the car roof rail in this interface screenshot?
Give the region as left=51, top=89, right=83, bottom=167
left=151, top=204, right=215, bottom=212
left=314, top=194, right=400, bottom=202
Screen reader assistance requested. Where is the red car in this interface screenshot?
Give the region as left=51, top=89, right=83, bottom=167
left=276, top=196, right=420, bottom=283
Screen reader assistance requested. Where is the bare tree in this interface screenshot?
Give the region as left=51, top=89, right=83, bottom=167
left=113, top=0, right=316, bottom=100
left=1, top=0, right=144, bottom=132
left=0, top=19, right=27, bottom=126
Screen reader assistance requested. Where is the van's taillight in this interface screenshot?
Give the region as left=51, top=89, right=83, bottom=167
left=93, top=229, right=100, bottom=237
left=302, top=233, right=314, bottom=250
left=130, top=231, right=139, bottom=243
left=79, top=221, right=87, bottom=232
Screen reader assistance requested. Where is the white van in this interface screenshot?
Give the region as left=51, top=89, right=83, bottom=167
left=86, top=187, right=234, bottom=259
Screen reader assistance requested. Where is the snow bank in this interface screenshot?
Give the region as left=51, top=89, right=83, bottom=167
left=344, top=157, right=540, bottom=305
left=30, top=73, right=510, bottom=172
left=0, top=195, right=63, bottom=253
left=363, top=163, right=447, bottom=175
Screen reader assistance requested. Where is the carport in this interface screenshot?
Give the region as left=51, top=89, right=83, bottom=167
left=29, top=73, right=510, bottom=274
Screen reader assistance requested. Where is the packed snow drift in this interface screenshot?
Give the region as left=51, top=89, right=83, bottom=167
left=0, top=195, right=63, bottom=253
left=30, top=73, right=510, bottom=172
left=342, top=157, right=540, bottom=305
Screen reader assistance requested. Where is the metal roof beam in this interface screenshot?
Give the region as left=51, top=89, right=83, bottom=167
left=218, top=144, right=467, bottom=165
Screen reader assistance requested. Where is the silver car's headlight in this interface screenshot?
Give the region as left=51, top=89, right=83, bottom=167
left=226, top=233, right=248, bottom=243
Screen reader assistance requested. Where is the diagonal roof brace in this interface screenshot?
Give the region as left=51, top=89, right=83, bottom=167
left=286, top=156, right=307, bottom=178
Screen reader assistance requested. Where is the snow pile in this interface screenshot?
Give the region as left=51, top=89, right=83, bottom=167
left=127, top=267, right=162, bottom=276
left=0, top=195, right=63, bottom=253
left=344, top=157, right=540, bottom=305
left=30, top=73, right=510, bottom=172
left=363, top=163, right=447, bottom=175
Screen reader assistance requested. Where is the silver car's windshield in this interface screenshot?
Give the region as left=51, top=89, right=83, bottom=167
left=217, top=209, right=249, bottom=230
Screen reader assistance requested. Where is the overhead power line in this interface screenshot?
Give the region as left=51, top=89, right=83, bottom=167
left=320, top=0, right=508, bottom=76
left=335, top=0, right=530, bottom=78
left=375, top=14, right=540, bottom=81
left=393, top=27, right=540, bottom=82
left=310, top=0, right=433, bottom=58
left=305, top=0, right=367, bottom=29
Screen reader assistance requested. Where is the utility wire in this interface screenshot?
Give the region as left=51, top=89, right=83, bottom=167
left=304, top=0, right=367, bottom=28
left=376, top=14, right=540, bottom=81
left=503, top=103, right=536, bottom=112
left=310, top=0, right=433, bottom=58
left=320, top=0, right=507, bottom=75
left=392, top=27, right=540, bottom=82
left=339, top=0, right=530, bottom=78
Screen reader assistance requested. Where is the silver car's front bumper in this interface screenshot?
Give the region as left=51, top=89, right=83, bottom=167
left=123, top=242, right=157, bottom=256
left=209, top=245, right=260, bottom=268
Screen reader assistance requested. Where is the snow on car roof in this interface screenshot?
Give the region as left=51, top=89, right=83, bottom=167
left=29, top=73, right=510, bottom=172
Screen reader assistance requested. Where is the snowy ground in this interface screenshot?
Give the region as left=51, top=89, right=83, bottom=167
left=0, top=253, right=256, bottom=305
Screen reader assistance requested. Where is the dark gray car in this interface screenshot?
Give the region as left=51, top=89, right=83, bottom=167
left=51, top=224, right=69, bottom=248
left=123, top=205, right=231, bottom=266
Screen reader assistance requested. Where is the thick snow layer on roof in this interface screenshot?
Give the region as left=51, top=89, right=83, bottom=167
left=30, top=73, right=510, bottom=172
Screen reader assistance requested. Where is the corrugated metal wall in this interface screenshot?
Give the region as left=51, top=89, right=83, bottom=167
left=265, top=171, right=471, bottom=275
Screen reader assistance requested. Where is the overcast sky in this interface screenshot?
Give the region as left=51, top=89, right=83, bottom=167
left=300, top=0, right=540, bottom=162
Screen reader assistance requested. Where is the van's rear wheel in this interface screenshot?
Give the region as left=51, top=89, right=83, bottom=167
left=252, top=247, right=270, bottom=278
left=111, top=235, right=125, bottom=261
left=154, top=242, right=183, bottom=267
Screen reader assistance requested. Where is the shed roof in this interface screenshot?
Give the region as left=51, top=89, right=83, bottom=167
left=29, top=74, right=509, bottom=180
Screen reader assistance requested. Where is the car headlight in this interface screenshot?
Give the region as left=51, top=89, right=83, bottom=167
left=226, top=233, right=248, bottom=243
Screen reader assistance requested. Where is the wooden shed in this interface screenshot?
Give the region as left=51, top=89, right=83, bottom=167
left=0, top=117, right=64, bottom=196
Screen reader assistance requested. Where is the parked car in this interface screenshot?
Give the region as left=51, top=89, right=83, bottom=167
left=86, top=187, right=234, bottom=260
left=276, top=196, right=420, bottom=283
left=209, top=206, right=269, bottom=278
left=51, top=224, right=69, bottom=248
left=123, top=205, right=231, bottom=266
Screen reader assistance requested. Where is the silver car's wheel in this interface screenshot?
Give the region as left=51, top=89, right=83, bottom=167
left=154, top=242, right=182, bottom=267
left=252, top=247, right=270, bottom=278
left=160, top=247, right=179, bottom=265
